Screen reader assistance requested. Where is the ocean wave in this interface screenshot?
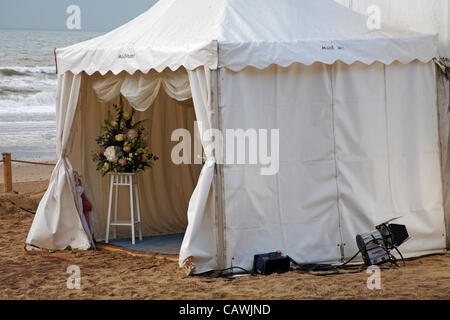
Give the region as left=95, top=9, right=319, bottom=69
left=0, top=91, right=56, bottom=107
left=0, top=86, right=40, bottom=95
left=0, top=68, right=30, bottom=77
left=0, top=66, right=56, bottom=76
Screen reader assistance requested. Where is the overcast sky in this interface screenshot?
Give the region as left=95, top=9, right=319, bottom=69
left=0, top=0, right=158, bottom=31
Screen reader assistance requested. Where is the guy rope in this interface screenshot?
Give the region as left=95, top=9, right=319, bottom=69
left=1, top=153, right=56, bottom=193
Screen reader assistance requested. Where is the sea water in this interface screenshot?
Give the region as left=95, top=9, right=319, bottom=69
left=0, top=29, right=102, bottom=161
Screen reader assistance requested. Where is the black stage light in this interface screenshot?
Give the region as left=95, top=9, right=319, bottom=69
left=356, top=217, right=409, bottom=266
left=252, top=252, right=291, bottom=275
left=386, top=223, right=409, bottom=247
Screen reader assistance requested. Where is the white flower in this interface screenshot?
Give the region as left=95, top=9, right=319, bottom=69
left=104, top=146, right=118, bottom=162
left=127, top=129, right=138, bottom=140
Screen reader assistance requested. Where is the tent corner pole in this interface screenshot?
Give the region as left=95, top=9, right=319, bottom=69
left=54, top=48, right=58, bottom=75
left=435, top=62, right=450, bottom=249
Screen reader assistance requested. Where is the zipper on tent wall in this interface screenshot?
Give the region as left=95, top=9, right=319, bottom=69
left=383, top=65, right=396, bottom=234
left=212, top=65, right=226, bottom=270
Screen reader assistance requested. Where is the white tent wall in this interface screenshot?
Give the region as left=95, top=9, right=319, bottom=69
left=336, top=61, right=445, bottom=257
left=336, top=0, right=450, bottom=247
left=69, top=72, right=202, bottom=240
left=219, top=61, right=446, bottom=270
left=221, top=63, right=342, bottom=266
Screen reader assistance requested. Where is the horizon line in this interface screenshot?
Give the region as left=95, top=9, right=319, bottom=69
left=0, top=27, right=108, bottom=33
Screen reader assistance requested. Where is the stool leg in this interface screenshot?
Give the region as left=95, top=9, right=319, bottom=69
left=135, top=183, right=142, bottom=241
left=113, top=182, right=119, bottom=239
left=129, top=180, right=135, bottom=245
left=105, top=174, right=114, bottom=244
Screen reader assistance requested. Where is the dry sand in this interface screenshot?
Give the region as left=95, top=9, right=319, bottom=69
left=0, top=162, right=54, bottom=184
left=0, top=165, right=449, bottom=300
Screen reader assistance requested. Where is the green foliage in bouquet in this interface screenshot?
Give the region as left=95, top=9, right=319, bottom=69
left=92, top=97, right=158, bottom=176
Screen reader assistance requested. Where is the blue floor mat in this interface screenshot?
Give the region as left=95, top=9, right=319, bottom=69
left=100, top=233, right=184, bottom=255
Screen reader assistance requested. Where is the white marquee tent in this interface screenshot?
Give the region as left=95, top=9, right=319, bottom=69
left=27, top=0, right=447, bottom=274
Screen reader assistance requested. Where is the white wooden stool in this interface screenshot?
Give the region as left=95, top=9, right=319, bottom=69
left=105, top=173, right=142, bottom=245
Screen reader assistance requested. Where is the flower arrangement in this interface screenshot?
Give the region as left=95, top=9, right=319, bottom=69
left=93, top=97, right=158, bottom=176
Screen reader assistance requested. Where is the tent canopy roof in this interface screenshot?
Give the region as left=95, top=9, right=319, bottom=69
left=56, top=0, right=438, bottom=75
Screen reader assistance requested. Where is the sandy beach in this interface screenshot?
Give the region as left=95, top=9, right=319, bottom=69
left=0, top=162, right=54, bottom=184
left=0, top=164, right=449, bottom=300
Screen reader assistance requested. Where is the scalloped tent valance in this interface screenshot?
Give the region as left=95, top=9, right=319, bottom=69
left=55, top=0, right=438, bottom=75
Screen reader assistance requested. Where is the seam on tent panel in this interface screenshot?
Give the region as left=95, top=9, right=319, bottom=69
left=329, top=64, right=345, bottom=261
left=213, top=67, right=226, bottom=270
left=274, top=65, right=288, bottom=254
left=383, top=65, right=395, bottom=216
left=218, top=67, right=227, bottom=267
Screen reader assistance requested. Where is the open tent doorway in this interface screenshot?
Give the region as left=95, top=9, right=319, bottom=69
left=69, top=68, right=203, bottom=254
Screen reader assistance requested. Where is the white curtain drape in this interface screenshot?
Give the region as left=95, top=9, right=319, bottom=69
left=26, top=73, right=92, bottom=250
left=91, top=69, right=192, bottom=110
left=179, top=67, right=218, bottom=274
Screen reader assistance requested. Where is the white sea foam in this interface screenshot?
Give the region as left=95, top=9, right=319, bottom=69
left=0, top=92, right=57, bottom=108
left=0, top=66, right=56, bottom=75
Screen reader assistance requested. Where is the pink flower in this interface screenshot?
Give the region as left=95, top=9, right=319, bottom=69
left=97, top=153, right=102, bottom=160
left=138, top=155, right=142, bottom=161
left=118, top=158, right=127, bottom=166
left=122, top=128, right=129, bottom=135
left=98, top=147, right=106, bottom=154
